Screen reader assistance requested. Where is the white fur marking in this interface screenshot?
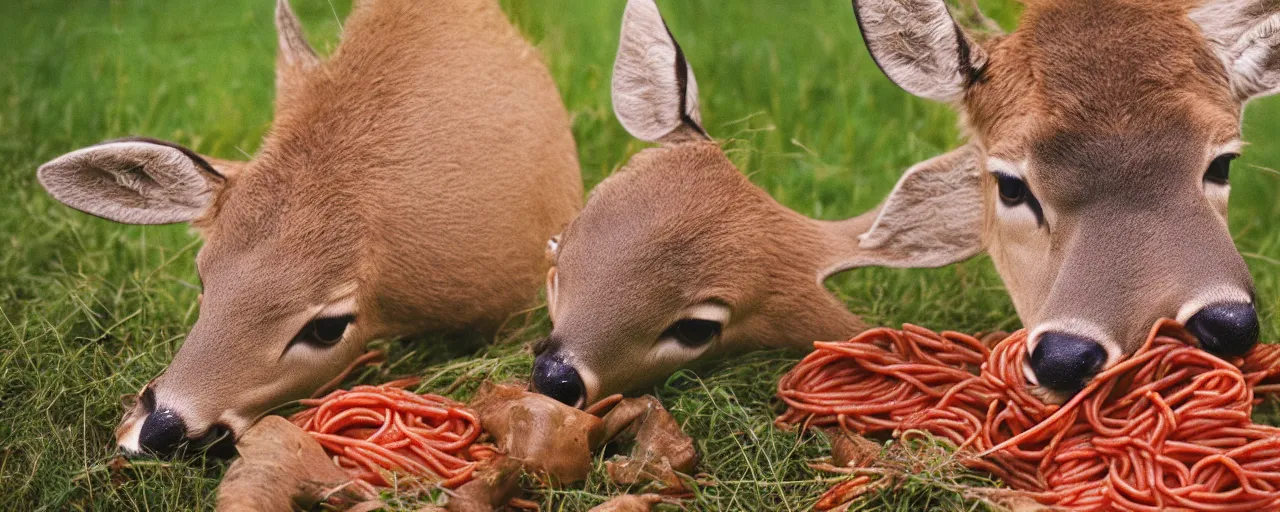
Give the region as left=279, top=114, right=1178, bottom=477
left=1023, top=319, right=1119, bottom=404
left=682, top=302, right=731, bottom=325
left=1176, top=286, right=1254, bottom=325
left=318, top=290, right=358, bottom=317
left=116, top=417, right=144, bottom=454
left=545, top=267, right=559, bottom=321
left=986, top=157, right=1025, bottom=178
left=573, top=361, right=600, bottom=409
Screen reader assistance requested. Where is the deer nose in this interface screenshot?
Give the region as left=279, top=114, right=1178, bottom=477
left=532, top=352, right=585, bottom=407
left=1187, top=302, right=1259, bottom=357
left=138, top=408, right=187, bottom=455
left=1029, top=332, right=1108, bottom=394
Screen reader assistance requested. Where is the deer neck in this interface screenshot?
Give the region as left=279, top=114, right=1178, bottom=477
left=741, top=204, right=881, bottom=348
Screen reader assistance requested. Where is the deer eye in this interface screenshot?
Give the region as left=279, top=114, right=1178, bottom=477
left=661, top=319, right=721, bottom=347
left=1205, top=154, right=1236, bottom=185
left=296, top=315, right=354, bottom=346
left=996, top=174, right=1030, bottom=206
left=993, top=173, right=1046, bottom=226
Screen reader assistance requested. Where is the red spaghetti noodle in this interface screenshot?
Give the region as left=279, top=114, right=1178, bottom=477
left=777, top=320, right=1280, bottom=511
left=289, top=378, right=491, bottom=490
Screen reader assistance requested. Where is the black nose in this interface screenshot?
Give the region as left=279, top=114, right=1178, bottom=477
left=138, top=408, right=187, bottom=455
left=1029, top=332, right=1108, bottom=394
left=1187, top=302, right=1259, bottom=357
left=532, top=352, right=585, bottom=407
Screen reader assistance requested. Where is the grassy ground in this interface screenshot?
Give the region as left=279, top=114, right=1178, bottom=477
left=2, top=0, right=1278, bottom=510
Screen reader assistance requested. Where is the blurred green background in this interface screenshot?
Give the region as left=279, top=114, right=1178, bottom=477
left=1, top=0, right=1277, bottom=510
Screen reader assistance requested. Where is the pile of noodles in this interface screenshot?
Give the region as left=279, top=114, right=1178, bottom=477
left=290, top=379, right=496, bottom=490
left=776, top=320, right=1280, bottom=511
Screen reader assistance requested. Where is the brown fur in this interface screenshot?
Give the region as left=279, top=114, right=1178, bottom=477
left=849, top=0, right=1273, bottom=401
left=963, top=0, right=1253, bottom=364
left=968, top=0, right=1237, bottom=150
left=540, top=0, right=986, bottom=403
left=548, top=140, right=873, bottom=400
left=120, top=0, right=581, bottom=444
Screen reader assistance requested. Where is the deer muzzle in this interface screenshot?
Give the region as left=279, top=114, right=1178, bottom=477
left=117, top=384, right=237, bottom=458
left=531, top=351, right=586, bottom=408
left=1185, top=301, right=1259, bottom=357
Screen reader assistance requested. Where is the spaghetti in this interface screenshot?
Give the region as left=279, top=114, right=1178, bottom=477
left=289, top=378, right=491, bottom=490
left=777, top=320, right=1280, bottom=511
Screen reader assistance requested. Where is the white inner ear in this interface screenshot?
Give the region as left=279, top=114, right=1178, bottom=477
left=37, top=141, right=218, bottom=225
left=854, top=0, right=980, bottom=102
left=1192, top=4, right=1280, bottom=101
left=612, top=0, right=702, bottom=142
left=849, top=146, right=985, bottom=269
left=275, top=0, right=320, bottom=70
left=1230, top=16, right=1280, bottom=100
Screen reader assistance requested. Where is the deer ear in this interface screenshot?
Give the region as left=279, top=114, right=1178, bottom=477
left=852, top=0, right=986, bottom=103
left=37, top=138, right=237, bottom=225
left=276, top=0, right=321, bottom=94
left=1192, top=3, right=1280, bottom=102
left=612, top=0, right=709, bottom=143
left=839, top=145, right=985, bottom=271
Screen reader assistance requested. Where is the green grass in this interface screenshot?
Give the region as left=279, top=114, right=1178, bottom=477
left=2, top=0, right=1278, bottom=510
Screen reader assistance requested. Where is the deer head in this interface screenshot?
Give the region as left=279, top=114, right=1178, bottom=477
left=530, top=0, right=982, bottom=407
left=850, top=0, right=1278, bottom=399
left=37, top=0, right=580, bottom=455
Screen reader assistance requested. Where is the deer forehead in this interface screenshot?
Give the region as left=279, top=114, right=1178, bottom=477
left=557, top=145, right=791, bottom=305
left=1023, top=127, right=1222, bottom=206
left=195, top=170, right=364, bottom=301
left=970, top=0, right=1240, bottom=152
left=197, top=237, right=359, bottom=312
left=574, top=145, right=762, bottom=246
left=211, top=166, right=361, bottom=237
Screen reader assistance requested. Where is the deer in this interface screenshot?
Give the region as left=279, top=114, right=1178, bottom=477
left=835, top=0, right=1278, bottom=400
left=36, top=0, right=581, bottom=456
left=530, top=0, right=983, bottom=407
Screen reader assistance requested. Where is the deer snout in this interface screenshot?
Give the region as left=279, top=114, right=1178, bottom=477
left=532, top=351, right=586, bottom=408
left=133, top=408, right=235, bottom=458
left=1027, top=332, right=1108, bottom=396
left=137, top=408, right=186, bottom=454
left=1186, top=302, right=1259, bottom=357
left=122, top=387, right=236, bottom=458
